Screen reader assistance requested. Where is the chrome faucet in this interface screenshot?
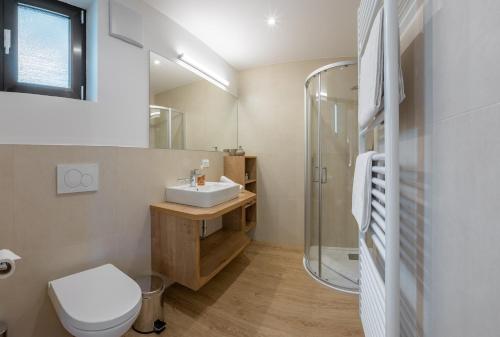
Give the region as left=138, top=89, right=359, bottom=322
left=190, top=169, right=200, bottom=187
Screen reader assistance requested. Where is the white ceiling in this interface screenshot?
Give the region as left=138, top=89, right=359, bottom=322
left=143, top=0, right=360, bottom=70
left=149, top=52, right=200, bottom=95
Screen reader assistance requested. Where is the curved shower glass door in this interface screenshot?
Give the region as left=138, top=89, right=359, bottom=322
left=304, top=61, right=359, bottom=293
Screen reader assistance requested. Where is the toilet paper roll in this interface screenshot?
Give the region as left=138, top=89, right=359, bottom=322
left=0, top=249, right=21, bottom=280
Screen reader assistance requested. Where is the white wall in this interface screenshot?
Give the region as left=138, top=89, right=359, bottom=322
left=0, top=0, right=237, bottom=147
left=398, top=0, right=500, bottom=336
left=398, top=9, right=430, bottom=337
left=426, top=0, right=500, bottom=336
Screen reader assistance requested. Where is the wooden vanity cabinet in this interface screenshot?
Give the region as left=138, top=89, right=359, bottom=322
left=150, top=190, right=256, bottom=291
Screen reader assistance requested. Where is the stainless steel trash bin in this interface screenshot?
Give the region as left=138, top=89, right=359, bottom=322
left=133, top=275, right=166, bottom=334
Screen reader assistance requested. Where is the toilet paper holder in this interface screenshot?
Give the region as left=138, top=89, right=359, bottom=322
left=0, top=249, right=21, bottom=280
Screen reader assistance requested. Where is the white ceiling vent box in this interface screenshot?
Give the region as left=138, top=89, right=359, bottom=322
left=109, top=0, right=144, bottom=48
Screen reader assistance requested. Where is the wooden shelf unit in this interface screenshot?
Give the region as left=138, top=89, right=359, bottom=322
left=199, top=229, right=249, bottom=281
left=224, top=155, right=257, bottom=230
left=151, top=190, right=256, bottom=291
left=224, top=156, right=257, bottom=185
left=244, top=200, right=257, bottom=232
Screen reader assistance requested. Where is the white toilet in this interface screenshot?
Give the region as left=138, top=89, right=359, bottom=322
left=48, top=264, right=142, bottom=337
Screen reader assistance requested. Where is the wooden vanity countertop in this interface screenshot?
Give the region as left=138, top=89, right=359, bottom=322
left=150, top=190, right=256, bottom=221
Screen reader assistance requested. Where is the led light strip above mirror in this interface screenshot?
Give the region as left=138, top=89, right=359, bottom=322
left=176, top=54, right=230, bottom=91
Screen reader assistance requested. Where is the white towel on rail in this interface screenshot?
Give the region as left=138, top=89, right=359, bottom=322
left=220, top=175, right=243, bottom=190
left=358, top=9, right=384, bottom=129
left=358, top=8, right=406, bottom=129
left=352, top=151, right=376, bottom=233
left=357, top=0, right=382, bottom=57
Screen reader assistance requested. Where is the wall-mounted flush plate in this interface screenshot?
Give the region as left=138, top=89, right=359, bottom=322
left=57, top=164, right=99, bottom=194
left=201, top=159, right=210, bottom=168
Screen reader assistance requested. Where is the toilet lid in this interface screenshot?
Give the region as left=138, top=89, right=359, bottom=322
left=49, top=264, right=142, bottom=331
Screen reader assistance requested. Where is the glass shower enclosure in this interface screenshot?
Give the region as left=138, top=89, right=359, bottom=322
left=304, top=61, right=360, bottom=293
left=149, top=105, right=185, bottom=150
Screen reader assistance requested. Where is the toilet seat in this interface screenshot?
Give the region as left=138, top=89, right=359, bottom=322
left=49, top=264, right=142, bottom=336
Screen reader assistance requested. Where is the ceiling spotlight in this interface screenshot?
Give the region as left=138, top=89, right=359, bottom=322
left=154, top=60, right=161, bottom=65
left=267, top=16, right=277, bottom=27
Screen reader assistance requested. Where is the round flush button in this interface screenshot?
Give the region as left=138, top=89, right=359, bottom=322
left=64, top=169, right=82, bottom=188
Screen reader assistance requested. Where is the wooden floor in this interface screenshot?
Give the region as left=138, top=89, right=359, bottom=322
left=126, top=242, right=364, bottom=337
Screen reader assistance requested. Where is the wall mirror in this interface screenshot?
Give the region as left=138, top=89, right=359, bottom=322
left=149, top=51, right=238, bottom=151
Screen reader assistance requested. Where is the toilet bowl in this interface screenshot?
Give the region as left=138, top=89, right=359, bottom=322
left=48, top=264, right=142, bottom=337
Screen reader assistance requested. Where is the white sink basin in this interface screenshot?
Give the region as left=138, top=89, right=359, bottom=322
left=166, top=182, right=240, bottom=208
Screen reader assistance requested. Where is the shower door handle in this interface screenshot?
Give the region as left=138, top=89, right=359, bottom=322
left=321, top=167, right=328, bottom=184
left=313, top=166, right=320, bottom=183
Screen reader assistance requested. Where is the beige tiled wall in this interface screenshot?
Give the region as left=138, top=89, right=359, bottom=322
left=0, top=145, right=223, bottom=337
left=237, top=59, right=351, bottom=248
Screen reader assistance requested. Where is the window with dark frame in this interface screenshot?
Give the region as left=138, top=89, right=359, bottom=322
left=0, top=0, right=86, bottom=99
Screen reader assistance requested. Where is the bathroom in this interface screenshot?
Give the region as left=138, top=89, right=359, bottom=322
left=0, top=0, right=499, bottom=336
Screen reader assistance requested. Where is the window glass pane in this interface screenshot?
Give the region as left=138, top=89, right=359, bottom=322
left=18, top=4, right=71, bottom=88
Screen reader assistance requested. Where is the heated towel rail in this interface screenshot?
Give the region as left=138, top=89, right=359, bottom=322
left=357, top=0, right=401, bottom=337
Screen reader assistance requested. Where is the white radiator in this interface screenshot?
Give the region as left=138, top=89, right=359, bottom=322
left=357, top=0, right=401, bottom=336
left=360, top=153, right=387, bottom=337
